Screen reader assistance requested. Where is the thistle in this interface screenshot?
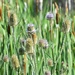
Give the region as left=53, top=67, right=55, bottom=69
left=3, top=55, right=9, bottom=62
left=45, top=70, right=51, bottom=75
left=46, top=12, right=54, bottom=41
left=27, top=23, right=36, bottom=36
left=11, top=54, right=20, bottom=69
left=39, top=39, right=48, bottom=49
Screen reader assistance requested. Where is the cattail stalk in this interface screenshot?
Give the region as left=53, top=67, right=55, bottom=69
left=23, top=53, right=27, bottom=75
left=67, top=33, right=72, bottom=75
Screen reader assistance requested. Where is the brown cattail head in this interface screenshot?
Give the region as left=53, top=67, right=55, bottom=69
left=11, top=54, right=20, bottom=68
left=3, top=55, right=9, bottom=62
left=34, top=0, right=39, bottom=13
left=56, top=12, right=60, bottom=24
left=39, top=39, right=48, bottom=49
left=23, top=53, right=27, bottom=75
left=0, top=6, right=2, bottom=20
left=26, top=38, right=33, bottom=54
left=7, top=25, right=11, bottom=37
left=45, top=70, right=51, bottom=75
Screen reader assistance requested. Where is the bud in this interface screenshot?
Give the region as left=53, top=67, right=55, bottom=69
left=39, top=39, right=48, bottom=49
left=3, top=55, right=9, bottom=62
left=11, top=54, right=20, bottom=68
left=46, top=12, right=54, bottom=20
left=20, top=37, right=26, bottom=46
left=26, top=38, right=33, bottom=54
left=8, top=11, right=17, bottom=26
left=48, top=59, right=53, bottom=67
left=27, top=23, right=36, bottom=34
left=19, top=47, right=25, bottom=55
left=45, top=70, right=51, bottom=75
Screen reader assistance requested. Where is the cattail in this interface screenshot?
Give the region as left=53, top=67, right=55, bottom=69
left=3, top=55, right=9, bottom=62
left=7, top=25, right=11, bottom=37
left=8, top=11, right=17, bottom=26
left=56, top=12, right=60, bottom=24
left=23, top=53, right=27, bottom=75
left=45, top=70, right=51, bottom=75
left=39, top=39, right=48, bottom=49
left=0, top=6, right=2, bottom=20
left=11, top=54, right=20, bottom=68
left=19, top=47, right=25, bottom=55
left=34, top=0, right=39, bottom=13
left=62, top=19, right=70, bottom=33
left=32, top=33, right=37, bottom=45
left=26, top=38, right=33, bottom=54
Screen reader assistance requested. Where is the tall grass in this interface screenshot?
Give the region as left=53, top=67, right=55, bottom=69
left=0, top=0, right=75, bottom=75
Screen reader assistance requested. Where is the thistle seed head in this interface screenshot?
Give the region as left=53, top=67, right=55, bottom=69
left=27, top=23, right=36, bottom=33
left=39, top=39, right=48, bottom=49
